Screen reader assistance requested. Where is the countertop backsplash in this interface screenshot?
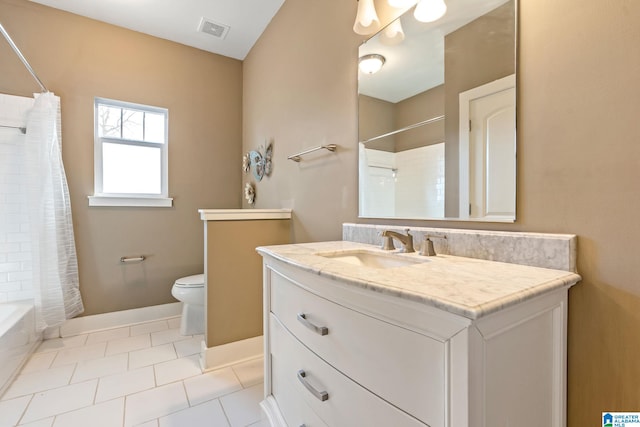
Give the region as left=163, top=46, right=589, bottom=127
left=343, top=223, right=577, bottom=272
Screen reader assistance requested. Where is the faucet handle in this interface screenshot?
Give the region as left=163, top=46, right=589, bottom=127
left=381, top=234, right=395, bottom=251
left=420, top=237, right=436, bottom=256
left=420, top=234, right=447, bottom=256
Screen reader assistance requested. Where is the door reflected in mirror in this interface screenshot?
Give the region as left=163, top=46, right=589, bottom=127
left=358, top=0, right=516, bottom=222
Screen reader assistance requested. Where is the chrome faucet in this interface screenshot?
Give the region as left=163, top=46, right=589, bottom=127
left=381, top=228, right=415, bottom=253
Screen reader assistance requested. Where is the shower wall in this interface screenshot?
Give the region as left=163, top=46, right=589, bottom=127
left=0, top=94, right=35, bottom=304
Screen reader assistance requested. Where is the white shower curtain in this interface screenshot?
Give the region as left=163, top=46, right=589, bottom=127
left=25, top=92, right=83, bottom=330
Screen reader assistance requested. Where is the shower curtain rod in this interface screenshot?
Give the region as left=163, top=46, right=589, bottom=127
left=0, top=22, right=48, bottom=93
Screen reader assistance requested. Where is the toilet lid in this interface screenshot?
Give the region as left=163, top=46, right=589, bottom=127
left=174, top=274, right=204, bottom=288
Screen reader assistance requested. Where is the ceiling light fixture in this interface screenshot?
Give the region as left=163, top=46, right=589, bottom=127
left=380, top=18, right=405, bottom=45
left=353, top=0, right=381, bottom=35
left=359, top=54, right=386, bottom=74
left=414, top=0, right=447, bottom=22
left=387, top=0, right=418, bottom=9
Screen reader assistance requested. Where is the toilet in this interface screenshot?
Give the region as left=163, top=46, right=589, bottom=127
left=171, top=273, right=205, bottom=336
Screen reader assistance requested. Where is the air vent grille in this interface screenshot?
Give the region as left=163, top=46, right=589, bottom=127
left=198, top=18, right=230, bottom=40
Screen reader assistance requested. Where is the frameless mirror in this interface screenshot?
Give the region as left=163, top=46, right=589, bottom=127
left=358, top=0, right=516, bottom=221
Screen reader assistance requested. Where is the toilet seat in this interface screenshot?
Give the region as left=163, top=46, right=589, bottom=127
left=174, top=274, right=204, bottom=288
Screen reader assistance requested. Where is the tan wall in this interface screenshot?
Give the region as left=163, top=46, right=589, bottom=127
left=358, top=94, right=396, bottom=151
left=395, top=85, right=445, bottom=152
left=204, top=219, right=290, bottom=346
left=244, top=0, right=640, bottom=425
left=359, top=86, right=444, bottom=153
left=0, top=0, right=243, bottom=315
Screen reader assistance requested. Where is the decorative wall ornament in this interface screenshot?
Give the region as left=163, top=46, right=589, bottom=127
left=244, top=182, right=256, bottom=206
left=243, top=139, right=273, bottom=182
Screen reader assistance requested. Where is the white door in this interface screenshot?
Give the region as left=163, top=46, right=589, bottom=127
left=459, top=75, right=516, bottom=220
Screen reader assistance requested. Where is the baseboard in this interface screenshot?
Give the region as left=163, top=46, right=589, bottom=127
left=200, top=335, right=263, bottom=372
left=48, top=302, right=183, bottom=338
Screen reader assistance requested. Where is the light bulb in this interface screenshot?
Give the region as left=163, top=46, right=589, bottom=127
left=353, top=0, right=381, bottom=35
left=380, top=18, right=405, bottom=45
left=388, top=0, right=417, bottom=8
left=414, top=0, right=447, bottom=23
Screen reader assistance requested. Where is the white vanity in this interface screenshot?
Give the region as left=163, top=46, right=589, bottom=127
left=257, top=228, right=581, bottom=427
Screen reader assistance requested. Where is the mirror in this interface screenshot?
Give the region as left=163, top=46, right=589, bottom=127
left=358, top=0, right=516, bottom=221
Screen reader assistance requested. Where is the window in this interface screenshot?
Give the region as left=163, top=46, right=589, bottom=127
left=89, top=98, right=172, bottom=207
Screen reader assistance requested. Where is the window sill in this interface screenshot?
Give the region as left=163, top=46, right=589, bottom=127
left=88, top=196, right=173, bottom=207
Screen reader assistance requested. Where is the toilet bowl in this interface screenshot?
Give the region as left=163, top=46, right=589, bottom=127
left=171, top=273, right=205, bottom=336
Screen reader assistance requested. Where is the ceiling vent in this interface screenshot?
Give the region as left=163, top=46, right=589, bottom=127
left=198, top=18, right=230, bottom=40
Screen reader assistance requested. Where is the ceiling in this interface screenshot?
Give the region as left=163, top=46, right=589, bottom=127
left=29, top=0, right=285, bottom=60
left=358, top=0, right=512, bottom=103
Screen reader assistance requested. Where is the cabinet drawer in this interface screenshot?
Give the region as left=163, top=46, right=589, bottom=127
left=269, top=270, right=444, bottom=427
left=270, top=313, right=426, bottom=427
left=272, top=357, right=329, bottom=427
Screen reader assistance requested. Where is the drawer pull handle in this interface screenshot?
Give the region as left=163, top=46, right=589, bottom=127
left=297, top=313, right=328, bottom=336
left=297, top=370, right=329, bottom=402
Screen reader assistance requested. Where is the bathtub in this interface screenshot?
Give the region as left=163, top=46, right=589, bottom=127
left=0, top=302, right=41, bottom=397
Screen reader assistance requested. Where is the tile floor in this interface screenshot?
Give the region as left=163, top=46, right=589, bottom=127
left=0, top=317, right=268, bottom=427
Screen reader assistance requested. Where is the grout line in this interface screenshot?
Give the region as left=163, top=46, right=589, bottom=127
left=218, top=396, right=233, bottom=427
left=15, top=392, right=35, bottom=426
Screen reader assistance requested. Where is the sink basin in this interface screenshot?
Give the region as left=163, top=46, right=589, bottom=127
left=317, top=250, right=425, bottom=269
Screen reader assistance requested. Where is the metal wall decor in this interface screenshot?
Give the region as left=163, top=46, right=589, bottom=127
left=243, top=139, right=273, bottom=182
left=242, top=139, right=274, bottom=207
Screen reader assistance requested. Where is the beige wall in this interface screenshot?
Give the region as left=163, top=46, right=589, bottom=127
left=244, top=0, right=640, bottom=425
left=0, top=0, right=243, bottom=315
left=359, top=86, right=444, bottom=152
left=395, top=85, right=444, bottom=152
left=204, top=219, right=290, bottom=347
left=358, top=94, right=396, bottom=151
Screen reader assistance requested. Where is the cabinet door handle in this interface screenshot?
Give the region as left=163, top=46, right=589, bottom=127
left=297, top=370, right=329, bottom=402
left=297, top=313, right=329, bottom=336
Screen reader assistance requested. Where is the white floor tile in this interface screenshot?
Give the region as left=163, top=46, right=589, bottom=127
left=150, top=329, right=189, bottom=347
left=105, top=334, right=151, bottom=356
left=219, top=384, right=264, bottom=427
left=20, top=352, right=56, bottom=375
left=129, top=343, right=176, bottom=370
left=86, top=327, right=130, bottom=344
left=3, top=364, right=75, bottom=400
left=124, top=382, right=188, bottom=427
left=35, top=335, right=87, bottom=354
left=50, top=342, right=107, bottom=368
left=154, top=355, right=201, bottom=386
left=158, top=399, right=229, bottom=427
left=183, top=367, right=242, bottom=407
left=8, top=320, right=265, bottom=427
left=52, top=397, right=124, bottom=427
left=95, top=366, right=155, bottom=403
left=18, top=418, right=53, bottom=427
left=71, top=353, right=128, bottom=383
left=0, top=395, right=31, bottom=427
left=173, top=336, right=204, bottom=358
left=231, top=358, right=264, bottom=388
left=131, top=321, right=168, bottom=337
left=21, top=380, right=97, bottom=424
left=247, top=420, right=271, bottom=427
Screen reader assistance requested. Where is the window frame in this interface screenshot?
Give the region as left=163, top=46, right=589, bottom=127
left=89, top=97, right=172, bottom=207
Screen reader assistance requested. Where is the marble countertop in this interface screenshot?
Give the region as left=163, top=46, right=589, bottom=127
left=257, top=241, right=581, bottom=320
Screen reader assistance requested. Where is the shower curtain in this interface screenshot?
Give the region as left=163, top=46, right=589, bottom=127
left=25, top=92, right=83, bottom=329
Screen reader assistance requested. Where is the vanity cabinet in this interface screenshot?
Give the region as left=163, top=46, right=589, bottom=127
left=259, top=255, right=574, bottom=427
